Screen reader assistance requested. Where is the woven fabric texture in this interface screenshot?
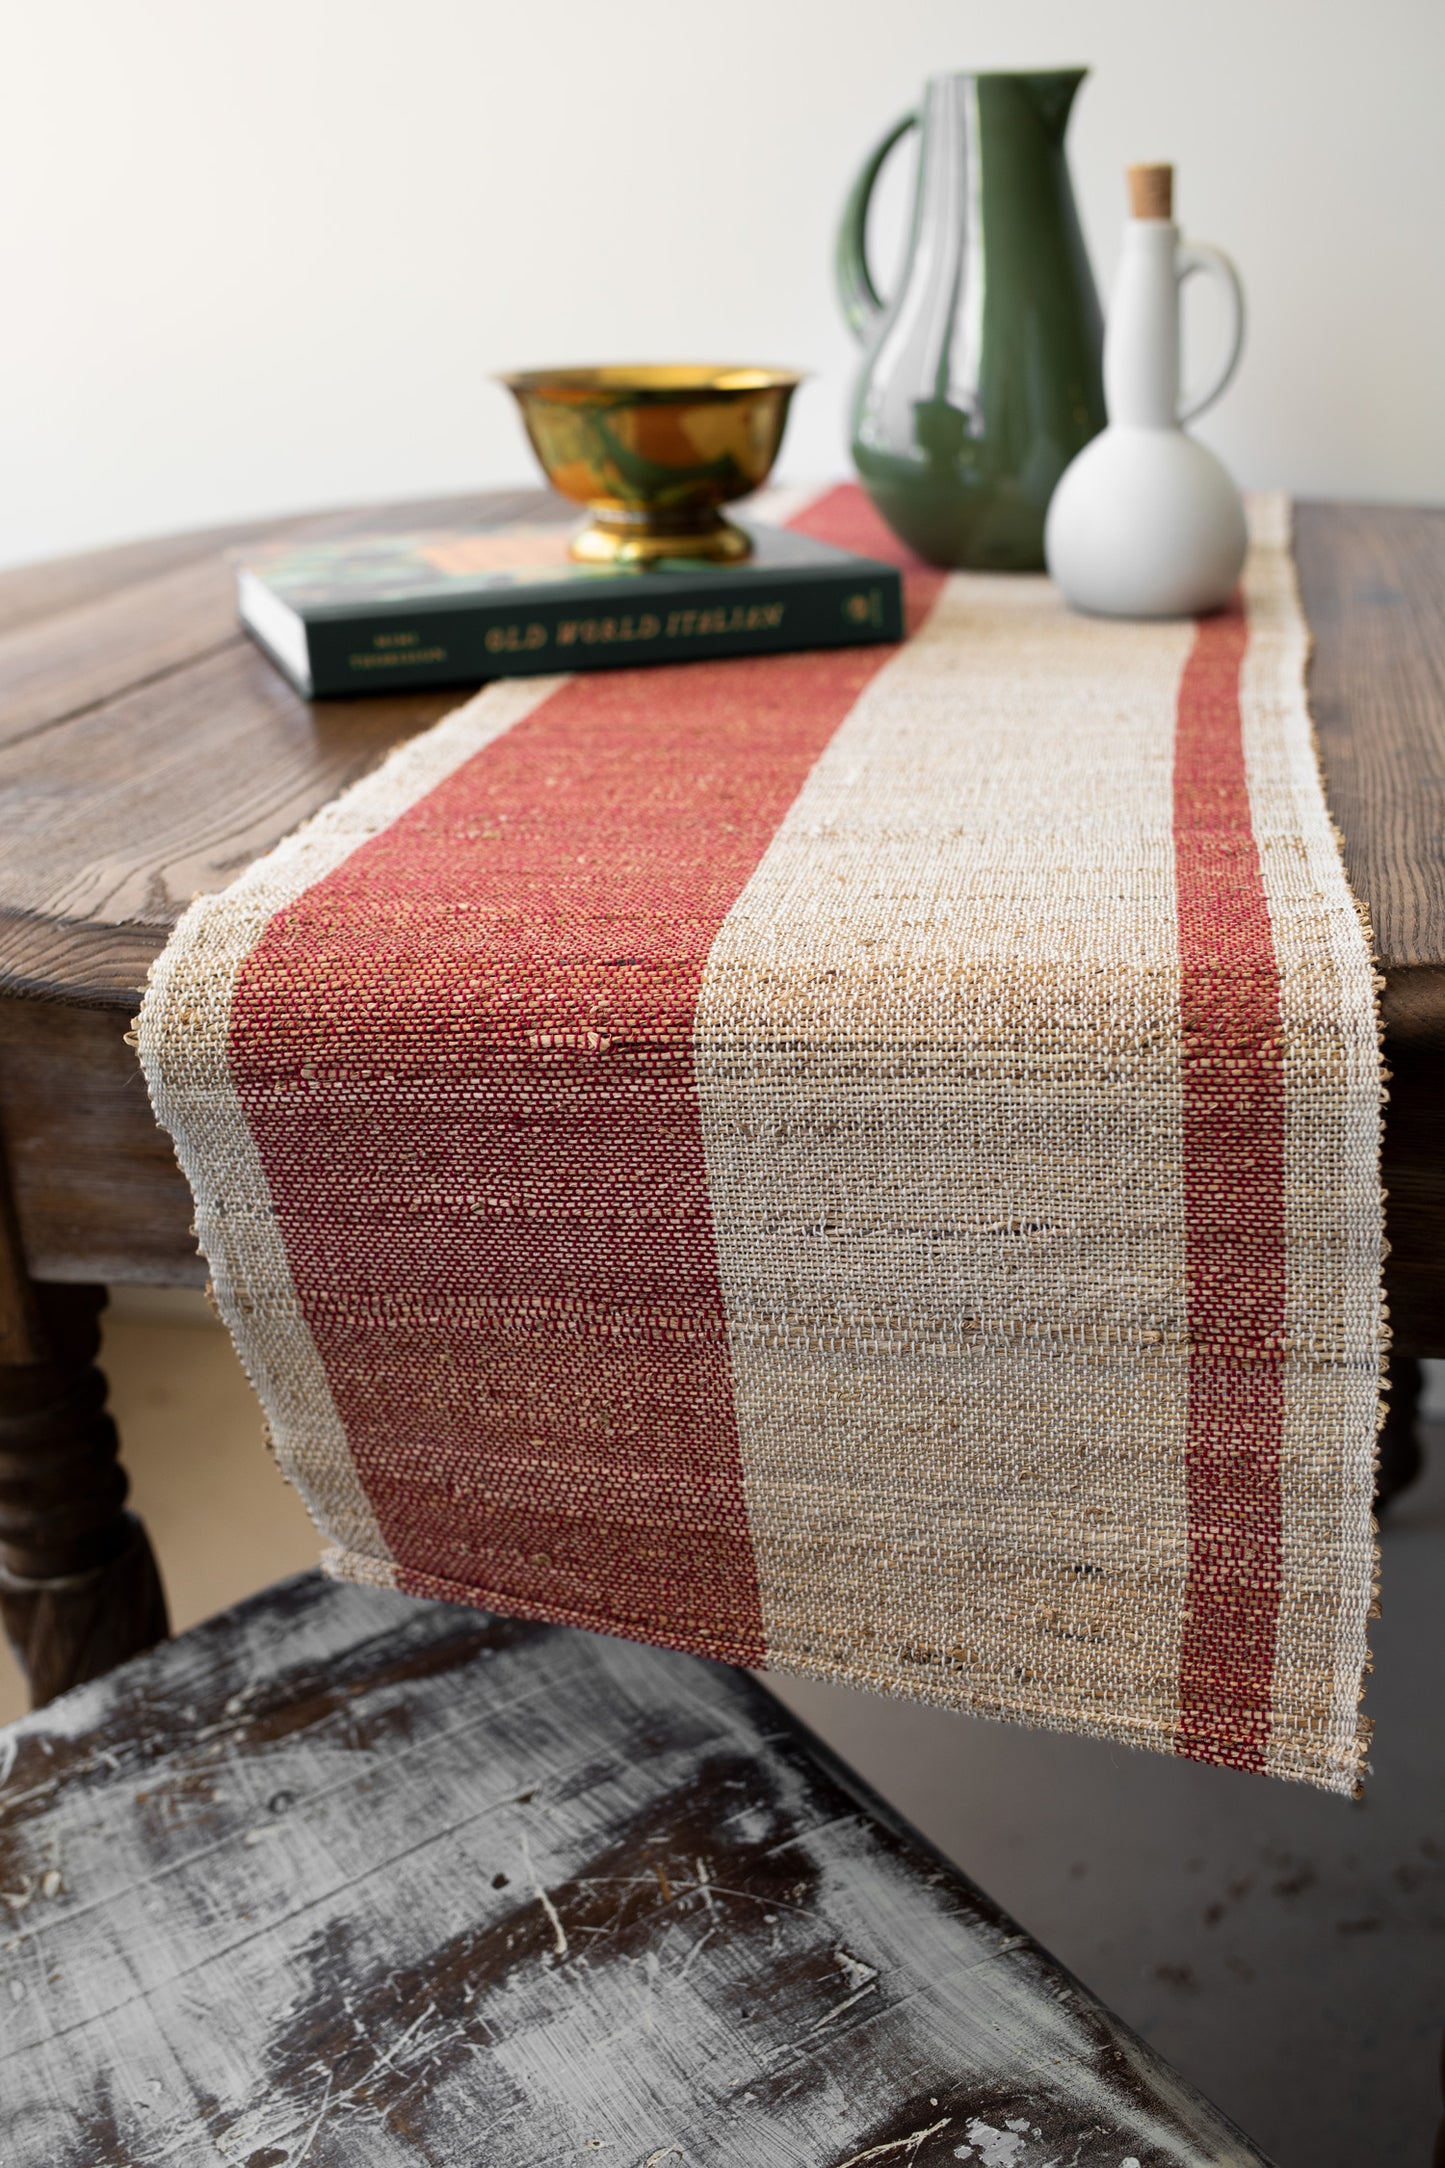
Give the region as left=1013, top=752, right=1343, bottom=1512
left=138, top=487, right=1383, bottom=1793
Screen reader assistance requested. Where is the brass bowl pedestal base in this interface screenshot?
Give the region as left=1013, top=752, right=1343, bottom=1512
left=570, top=507, right=754, bottom=567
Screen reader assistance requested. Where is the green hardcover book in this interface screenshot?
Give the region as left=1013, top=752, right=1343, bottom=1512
left=235, top=516, right=905, bottom=697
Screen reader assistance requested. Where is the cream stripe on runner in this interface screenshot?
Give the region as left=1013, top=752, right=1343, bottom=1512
left=696, top=574, right=1200, bottom=1753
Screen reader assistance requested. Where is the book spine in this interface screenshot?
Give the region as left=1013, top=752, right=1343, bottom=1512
left=300, top=570, right=904, bottom=697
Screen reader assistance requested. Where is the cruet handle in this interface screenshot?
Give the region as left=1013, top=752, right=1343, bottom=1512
left=836, top=112, right=917, bottom=340
left=1176, top=243, right=1246, bottom=423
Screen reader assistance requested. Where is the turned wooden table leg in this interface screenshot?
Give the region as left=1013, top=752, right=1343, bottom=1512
left=0, top=1166, right=168, bottom=1706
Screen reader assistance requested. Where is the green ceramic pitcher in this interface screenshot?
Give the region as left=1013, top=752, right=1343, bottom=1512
left=838, top=69, right=1105, bottom=570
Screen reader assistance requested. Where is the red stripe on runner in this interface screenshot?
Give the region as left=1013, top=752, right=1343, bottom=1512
left=228, top=489, right=943, bottom=1666
left=1172, top=598, right=1287, bottom=1770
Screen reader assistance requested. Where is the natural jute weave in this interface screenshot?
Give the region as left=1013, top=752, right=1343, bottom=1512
left=138, top=487, right=1384, bottom=1793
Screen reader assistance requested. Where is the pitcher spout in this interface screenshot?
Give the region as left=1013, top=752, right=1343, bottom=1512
left=1016, top=66, right=1089, bottom=143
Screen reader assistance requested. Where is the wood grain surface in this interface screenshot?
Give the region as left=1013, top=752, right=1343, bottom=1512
left=0, top=491, right=568, bottom=1008
left=0, top=517, right=301, bottom=644
left=0, top=1000, right=199, bottom=1285
left=1296, top=502, right=1445, bottom=1013
left=0, top=1571, right=1270, bottom=2166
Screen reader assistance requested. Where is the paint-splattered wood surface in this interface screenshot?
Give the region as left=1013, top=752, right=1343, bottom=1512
left=0, top=1574, right=1269, bottom=2167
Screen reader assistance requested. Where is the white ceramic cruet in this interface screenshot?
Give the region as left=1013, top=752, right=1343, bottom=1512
left=1046, top=163, right=1247, bottom=618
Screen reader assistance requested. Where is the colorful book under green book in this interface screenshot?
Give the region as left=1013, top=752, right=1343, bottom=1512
left=236, top=516, right=905, bottom=697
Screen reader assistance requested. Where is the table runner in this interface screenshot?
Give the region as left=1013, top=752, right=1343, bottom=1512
left=138, top=487, right=1384, bottom=1794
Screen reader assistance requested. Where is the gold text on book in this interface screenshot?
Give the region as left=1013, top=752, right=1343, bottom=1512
left=665, top=602, right=784, bottom=638
left=349, top=646, right=447, bottom=669
left=484, top=622, right=549, bottom=654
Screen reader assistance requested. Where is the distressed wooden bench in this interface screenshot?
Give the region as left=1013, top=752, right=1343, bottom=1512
left=0, top=1571, right=1271, bottom=2165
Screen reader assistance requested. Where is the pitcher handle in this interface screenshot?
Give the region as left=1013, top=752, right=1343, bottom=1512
left=1176, top=243, right=1246, bottom=423
left=836, top=112, right=917, bottom=340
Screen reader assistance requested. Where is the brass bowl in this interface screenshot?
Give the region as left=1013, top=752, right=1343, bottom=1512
left=499, top=364, right=804, bottom=565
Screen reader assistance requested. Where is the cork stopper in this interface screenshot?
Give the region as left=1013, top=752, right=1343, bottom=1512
left=1126, top=163, right=1174, bottom=220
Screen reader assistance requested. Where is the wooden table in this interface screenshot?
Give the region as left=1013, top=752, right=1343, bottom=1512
left=0, top=494, right=1441, bottom=1706
left=0, top=1568, right=1272, bottom=2164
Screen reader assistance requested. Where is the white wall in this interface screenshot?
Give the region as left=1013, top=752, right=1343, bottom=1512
left=4, top=0, right=1442, bottom=569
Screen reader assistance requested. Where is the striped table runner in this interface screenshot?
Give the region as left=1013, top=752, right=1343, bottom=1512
left=138, top=487, right=1384, bottom=1793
